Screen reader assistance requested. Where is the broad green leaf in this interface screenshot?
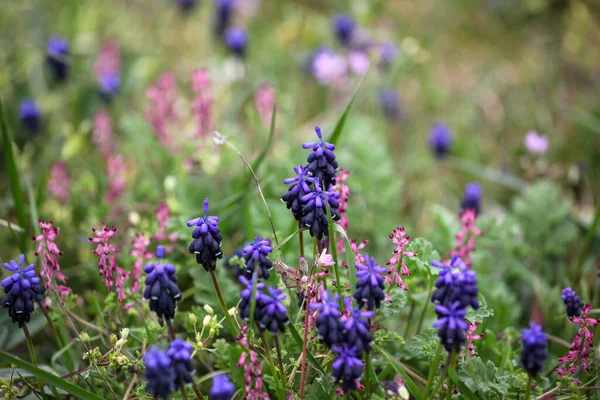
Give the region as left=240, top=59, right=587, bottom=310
left=447, top=367, right=479, bottom=400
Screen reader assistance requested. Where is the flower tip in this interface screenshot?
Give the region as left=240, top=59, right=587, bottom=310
left=156, top=245, right=166, bottom=259
left=203, top=198, right=209, bottom=215
left=315, top=126, right=322, bottom=139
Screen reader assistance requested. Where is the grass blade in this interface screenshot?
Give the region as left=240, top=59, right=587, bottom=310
left=242, top=104, right=276, bottom=188
left=447, top=367, right=479, bottom=400
left=373, top=343, right=425, bottom=400
left=0, top=97, right=28, bottom=253
left=328, top=73, right=367, bottom=146
left=0, top=350, right=104, bottom=400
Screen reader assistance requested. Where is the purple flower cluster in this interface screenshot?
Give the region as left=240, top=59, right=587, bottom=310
left=46, top=35, right=70, bottom=82
left=331, top=14, right=356, bottom=47
left=238, top=276, right=289, bottom=334
left=343, top=303, right=374, bottom=353
left=143, top=248, right=182, bottom=326
left=187, top=198, right=224, bottom=271
left=281, top=165, right=317, bottom=220
left=332, top=344, right=364, bottom=393
left=243, top=236, right=273, bottom=280
left=561, top=287, right=584, bottom=318
left=224, top=27, right=248, bottom=57
left=19, top=100, right=41, bottom=132
left=144, top=346, right=176, bottom=399
left=1, top=255, right=45, bottom=328
left=310, top=290, right=344, bottom=347
left=300, top=181, right=340, bottom=240
left=302, top=126, right=339, bottom=190
left=461, top=182, right=482, bottom=215
left=428, top=122, right=452, bottom=158
left=520, top=322, right=548, bottom=377
left=167, top=339, right=195, bottom=386
left=353, top=254, right=387, bottom=311
left=209, top=374, right=235, bottom=400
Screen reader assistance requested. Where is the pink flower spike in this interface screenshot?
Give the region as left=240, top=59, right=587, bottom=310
left=451, top=210, right=482, bottom=269
left=48, top=161, right=70, bottom=203
left=32, top=220, right=71, bottom=299
left=254, top=84, right=276, bottom=129
left=129, top=233, right=153, bottom=293
left=556, top=304, right=599, bottom=381
left=89, top=222, right=129, bottom=301
left=386, top=227, right=417, bottom=290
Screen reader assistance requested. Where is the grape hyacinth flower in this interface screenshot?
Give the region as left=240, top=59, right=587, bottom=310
left=343, top=301, right=374, bottom=353
left=90, top=222, right=130, bottom=301
left=1, top=255, right=45, bottom=327
left=332, top=344, right=364, bottom=393
left=167, top=339, right=195, bottom=386
left=98, top=72, right=121, bottom=101
left=309, top=290, right=344, bottom=348
left=431, top=255, right=480, bottom=310
left=300, top=180, right=340, bottom=240
left=188, top=198, right=224, bottom=271
left=255, top=287, right=289, bottom=334
left=428, top=122, right=452, bottom=158
left=557, top=304, right=599, bottom=382
left=460, top=182, right=482, bottom=215
left=46, top=35, right=70, bottom=82
left=223, top=27, right=248, bottom=57
left=243, top=237, right=273, bottom=280
left=520, top=322, right=548, bottom=377
left=331, top=14, right=356, bottom=46
left=143, top=248, right=182, bottom=326
left=19, top=99, right=41, bottom=132
left=353, top=254, right=387, bottom=310
left=238, top=275, right=265, bottom=321
left=143, top=346, right=176, bottom=399
left=213, top=0, right=235, bottom=37
left=379, top=42, right=398, bottom=70
left=433, top=301, right=468, bottom=352
left=378, top=88, right=401, bottom=121
left=281, top=165, right=317, bottom=221
left=302, top=126, right=339, bottom=189
left=209, top=374, right=236, bottom=400
left=561, top=287, right=584, bottom=318
left=524, top=131, right=549, bottom=155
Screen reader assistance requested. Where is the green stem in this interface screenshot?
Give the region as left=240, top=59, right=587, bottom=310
left=274, top=335, right=288, bottom=392
left=415, top=274, right=434, bottom=336
left=573, top=204, right=600, bottom=281
left=23, top=324, right=49, bottom=400
left=445, top=350, right=457, bottom=400
left=524, top=376, right=532, bottom=399
left=209, top=269, right=239, bottom=336
left=166, top=318, right=176, bottom=340
left=365, top=350, right=371, bottom=397
left=192, top=381, right=205, bottom=399
left=403, top=302, right=416, bottom=338
left=41, top=306, right=74, bottom=371
left=298, top=220, right=305, bottom=259
left=259, top=330, right=285, bottom=399
left=424, top=343, right=442, bottom=398
left=325, top=195, right=343, bottom=308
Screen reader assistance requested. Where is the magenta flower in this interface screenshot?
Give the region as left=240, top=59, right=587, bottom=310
left=451, top=209, right=482, bottom=269
left=107, top=154, right=127, bottom=203
left=385, top=227, right=417, bottom=290
left=254, top=84, right=275, bottom=129
left=238, top=349, right=269, bottom=400
left=146, top=73, right=179, bottom=150
left=130, top=234, right=153, bottom=294
left=94, top=41, right=120, bottom=82
left=462, top=321, right=484, bottom=361
left=190, top=69, right=214, bottom=138
left=33, top=220, right=71, bottom=297
left=93, top=110, right=115, bottom=157
left=48, top=161, right=70, bottom=203
left=331, top=168, right=350, bottom=252
left=89, top=222, right=129, bottom=301
left=524, top=131, right=549, bottom=154
left=155, top=202, right=178, bottom=251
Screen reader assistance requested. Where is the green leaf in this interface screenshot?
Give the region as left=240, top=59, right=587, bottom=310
left=466, top=296, right=494, bottom=324
left=379, top=287, right=407, bottom=318
left=404, top=238, right=441, bottom=275
left=447, top=367, right=479, bottom=400
left=242, top=104, right=276, bottom=188
left=405, top=328, right=439, bottom=362
left=373, top=344, right=424, bottom=400
left=0, top=350, right=104, bottom=400
left=328, top=73, right=367, bottom=146
left=0, top=98, right=27, bottom=253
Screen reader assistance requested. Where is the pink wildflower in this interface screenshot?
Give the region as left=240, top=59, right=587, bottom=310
left=385, top=227, right=417, bottom=290
left=451, top=209, right=482, bottom=268
left=146, top=73, right=179, bottom=149
left=93, top=110, right=115, bottom=157
left=190, top=69, right=214, bottom=138
left=32, top=220, right=71, bottom=297
left=332, top=168, right=350, bottom=252
left=557, top=304, right=599, bottom=383
left=129, top=234, right=153, bottom=293
left=524, top=131, right=549, bottom=154
left=89, top=222, right=130, bottom=301
left=348, top=51, right=370, bottom=75
left=48, top=160, right=70, bottom=203
left=154, top=202, right=178, bottom=251
left=254, top=84, right=275, bottom=128
left=350, top=239, right=368, bottom=266
left=237, top=326, right=270, bottom=400
left=107, top=154, right=127, bottom=203
left=317, top=249, right=335, bottom=269
left=312, top=51, right=348, bottom=87
left=94, top=41, right=120, bottom=81
left=462, top=322, right=484, bottom=361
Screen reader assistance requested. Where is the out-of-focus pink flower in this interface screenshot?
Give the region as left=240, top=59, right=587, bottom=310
left=190, top=69, right=214, bottom=138
left=312, top=50, right=348, bottom=87
left=237, top=327, right=270, bottom=400
left=385, top=227, right=417, bottom=290
left=462, top=321, right=484, bottom=361
left=524, top=131, right=549, bottom=154
left=154, top=202, right=178, bottom=252
left=48, top=161, right=70, bottom=203
left=254, top=84, right=275, bottom=128
left=129, top=234, right=153, bottom=294
left=332, top=168, right=350, bottom=252
left=89, top=222, right=130, bottom=301
left=94, top=41, right=120, bottom=81
left=93, top=110, right=115, bottom=157
left=146, top=73, right=179, bottom=149
left=348, top=51, right=370, bottom=75
left=107, top=154, right=127, bottom=203
left=33, top=220, right=71, bottom=298
left=451, top=210, right=482, bottom=269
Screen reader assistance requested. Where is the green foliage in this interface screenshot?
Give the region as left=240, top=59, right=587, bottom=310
left=404, top=237, right=441, bottom=275
left=379, top=287, right=407, bottom=319
left=405, top=328, right=439, bottom=362
left=465, top=296, right=494, bottom=324
left=458, top=357, right=525, bottom=399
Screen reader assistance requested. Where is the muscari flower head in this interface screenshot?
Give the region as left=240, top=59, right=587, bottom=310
left=353, top=254, right=387, bottom=311
left=238, top=275, right=266, bottom=321
left=428, top=122, right=452, bottom=159
left=332, top=344, right=364, bottom=393
left=223, top=27, right=248, bottom=57
left=255, top=287, right=289, bottom=334
left=46, top=35, right=70, bottom=82
left=302, top=126, right=339, bottom=190
left=281, top=165, right=317, bottom=221
left=379, top=42, right=398, bottom=70
left=213, top=0, right=235, bottom=37
left=520, top=322, right=548, bottom=377
left=143, top=248, right=182, bottom=326
left=209, top=373, right=236, bottom=400
left=378, top=88, right=401, bottom=121
left=1, top=255, right=45, bottom=328
left=433, top=301, right=468, bottom=352
left=19, top=99, right=41, bottom=132
left=99, top=72, right=121, bottom=102
left=188, top=198, right=224, bottom=271
left=331, top=14, right=356, bottom=46
left=300, top=179, right=340, bottom=240
left=144, top=346, right=176, bottom=399
left=461, top=182, right=482, bottom=215
left=310, top=290, right=344, bottom=348
left=561, top=287, right=584, bottom=318
left=243, top=237, right=273, bottom=280
left=343, top=300, right=374, bottom=353
left=167, top=339, right=195, bottom=386
left=431, top=255, right=480, bottom=310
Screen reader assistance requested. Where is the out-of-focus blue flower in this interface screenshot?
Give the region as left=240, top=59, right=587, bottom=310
left=520, top=322, right=547, bottom=377
left=176, top=0, right=198, bottom=12
left=428, top=122, right=452, bottom=159
left=378, top=89, right=401, bottom=121
left=19, top=100, right=41, bottom=132
left=1, top=255, right=45, bottom=328
left=223, top=27, right=248, bottom=57
left=99, top=72, right=121, bottom=101
left=209, top=374, right=236, bottom=400
left=433, top=301, right=468, bottom=352
left=302, top=126, right=339, bottom=189
left=561, top=287, right=584, bottom=318
left=243, top=237, right=273, bottom=280
left=331, top=14, right=356, bottom=47
left=431, top=255, right=480, bottom=310
left=167, top=339, right=195, bottom=386
left=188, top=198, right=223, bottom=271
left=353, top=254, right=387, bottom=310
left=213, top=0, right=235, bottom=36
left=281, top=165, right=317, bottom=221
left=143, top=249, right=182, bottom=326
left=255, top=287, right=289, bottom=334
left=238, top=275, right=265, bottom=321
left=310, top=290, right=344, bottom=348
left=343, top=300, right=374, bottom=353
left=461, top=182, right=482, bottom=215
left=46, top=36, right=70, bottom=82
left=300, top=180, right=340, bottom=240
left=379, top=42, right=398, bottom=70
left=144, top=346, right=176, bottom=399
left=332, top=344, right=364, bottom=393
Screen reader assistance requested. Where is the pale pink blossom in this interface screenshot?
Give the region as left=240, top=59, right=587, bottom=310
left=190, top=69, right=214, bottom=138
left=146, top=73, right=179, bottom=149
left=89, top=222, right=130, bottom=301
left=348, top=51, right=370, bottom=75
left=237, top=326, right=270, bottom=400
left=524, top=131, right=549, bottom=154
left=317, top=249, right=335, bottom=268
left=451, top=210, right=482, bottom=269
left=312, top=51, right=348, bottom=87
left=254, top=84, right=275, bottom=128
left=48, top=161, right=70, bottom=203
left=332, top=168, right=350, bottom=252
left=32, top=220, right=71, bottom=298
left=129, top=234, right=153, bottom=293
left=107, top=154, right=127, bottom=203
left=385, top=227, right=417, bottom=290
